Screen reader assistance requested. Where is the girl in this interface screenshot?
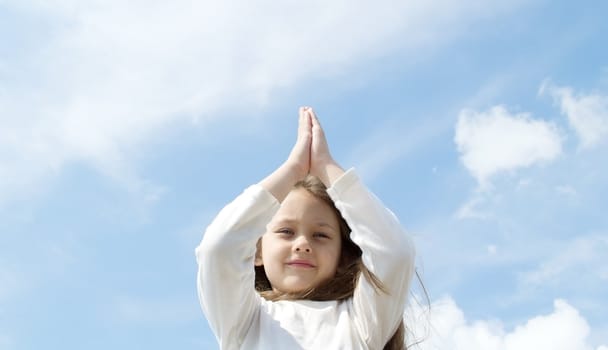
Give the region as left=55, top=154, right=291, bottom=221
left=196, top=107, right=416, bottom=349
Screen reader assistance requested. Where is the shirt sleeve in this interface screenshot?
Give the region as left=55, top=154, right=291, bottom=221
left=326, top=168, right=416, bottom=348
left=195, top=184, right=280, bottom=349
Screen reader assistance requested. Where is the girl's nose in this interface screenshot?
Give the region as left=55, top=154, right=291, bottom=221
left=293, top=236, right=311, bottom=253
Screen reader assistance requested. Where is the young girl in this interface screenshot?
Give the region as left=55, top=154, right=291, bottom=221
left=196, top=107, right=416, bottom=349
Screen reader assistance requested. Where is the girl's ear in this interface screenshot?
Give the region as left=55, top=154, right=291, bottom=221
left=254, top=238, right=263, bottom=266
left=254, top=251, right=263, bottom=266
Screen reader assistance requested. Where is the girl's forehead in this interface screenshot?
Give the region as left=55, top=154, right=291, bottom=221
left=280, top=189, right=330, bottom=211
left=273, top=189, right=338, bottom=223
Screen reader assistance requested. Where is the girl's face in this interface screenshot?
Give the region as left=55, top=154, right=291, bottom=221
left=255, top=188, right=342, bottom=293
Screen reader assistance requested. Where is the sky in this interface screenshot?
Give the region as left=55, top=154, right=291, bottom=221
left=1, top=1, right=607, bottom=349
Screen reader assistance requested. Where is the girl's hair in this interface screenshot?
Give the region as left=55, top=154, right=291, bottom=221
left=254, top=175, right=407, bottom=350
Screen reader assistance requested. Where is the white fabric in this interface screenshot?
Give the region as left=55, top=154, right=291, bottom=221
left=195, top=169, right=415, bottom=349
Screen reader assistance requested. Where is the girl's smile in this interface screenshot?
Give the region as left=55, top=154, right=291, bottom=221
left=286, top=259, right=316, bottom=268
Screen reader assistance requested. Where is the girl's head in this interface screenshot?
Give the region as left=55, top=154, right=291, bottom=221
left=254, top=175, right=362, bottom=300
left=254, top=175, right=409, bottom=350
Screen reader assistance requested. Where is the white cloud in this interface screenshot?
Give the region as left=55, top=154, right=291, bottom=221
left=0, top=266, right=20, bottom=302
left=407, top=296, right=606, bottom=350
left=0, top=334, right=13, bottom=349
left=0, top=239, right=82, bottom=307
left=516, top=178, right=532, bottom=189
left=349, top=115, right=450, bottom=182
left=0, top=0, right=532, bottom=205
left=454, top=194, right=491, bottom=220
left=541, top=81, right=608, bottom=149
left=555, top=185, right=578, bottom=197
left=455, top=105, right=562, bottom=187
left=487, top=245, right=497, bottom=255
left=106, top=294, right=200, bottom=326
left=519, top=235, right=608, bottom=289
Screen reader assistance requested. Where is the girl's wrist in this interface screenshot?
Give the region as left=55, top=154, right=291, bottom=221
left=283, top=160, right=308, bottom=183
left=260, top=162, right=305, bottom=202
left=313, top=160, right=345, bottom=187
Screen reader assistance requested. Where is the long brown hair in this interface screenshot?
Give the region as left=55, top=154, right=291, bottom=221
left=254, top=175, right=407, bottom=350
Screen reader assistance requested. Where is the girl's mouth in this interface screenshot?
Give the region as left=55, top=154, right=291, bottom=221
left=286, top=260, right=315, bottom=268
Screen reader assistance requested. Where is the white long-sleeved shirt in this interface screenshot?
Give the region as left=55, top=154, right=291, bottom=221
left=195, top=169, right=415, bottom=350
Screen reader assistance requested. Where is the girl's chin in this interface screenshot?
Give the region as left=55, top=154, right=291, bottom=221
left=271, top=276, right=334, bottom=294
left=273, top=283, right=316, bottom=294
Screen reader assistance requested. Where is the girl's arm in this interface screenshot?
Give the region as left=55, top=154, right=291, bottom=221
left=196, top=184, right=279, bottom=349
left=328, top=169, right=415, bottom=348
left=308, top=109, right=415, bottom=348
left=195, top=107, right=312, bottom=348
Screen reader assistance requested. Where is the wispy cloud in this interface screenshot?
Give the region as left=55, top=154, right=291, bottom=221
left=0, top=238, right=80, bottom=307
left=519, top=234, right=608, bottom=289
left=555, top=185, right=578, bottom=197
left=454, top=193, right=492, bottom=220
left=348, top=115, right=450, bottom=182
left=0, top=0, right=533, bottom=205
left=0, top=265, right=21, bottom=303
left=0, top=334, right=13, bottom=350
left=454, top=105, right=562, bottom=188
left=541, top=81, right=608, bottom=149
left=106, top=294, right=200, bottom=326
left=408, top=296, right=606, bottom=350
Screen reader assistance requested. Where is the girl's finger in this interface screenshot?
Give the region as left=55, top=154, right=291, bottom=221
left=298, top=107, right=308, bottom=136
left=309, top=108, right=318, bottom=123
left=309, top=109, right=325, bottom=139
left=299, top=107, right=306, bottom=124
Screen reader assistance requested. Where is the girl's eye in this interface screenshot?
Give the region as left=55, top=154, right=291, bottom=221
left=277, top=228, right=294, bottom=235
left=314, top=232, right=329, bottom=239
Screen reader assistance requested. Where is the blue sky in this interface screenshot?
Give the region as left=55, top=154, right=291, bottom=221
left=1, top=1, right=607, bottom=349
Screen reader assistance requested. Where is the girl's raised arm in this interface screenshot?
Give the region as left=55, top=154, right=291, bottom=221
left=195, top=108, right=313, bottom=348
left=308, top=108, right=415, bottom=348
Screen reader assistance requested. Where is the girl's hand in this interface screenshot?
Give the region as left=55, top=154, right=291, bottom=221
left=285, top=106, right=312, bottom=181
left=308, top=108, right=344, bottom=186
left=259, top=107, right=312, bottom=202
left=309, top=108, right=334, bottom=172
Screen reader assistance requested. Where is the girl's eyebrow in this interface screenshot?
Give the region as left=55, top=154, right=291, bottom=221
left=268, top=218, right=297, bottom=229
left=315, top=222, right=337, bottom=232
left=271, top=218, right=337, bottom=232
left=272, top=218, right=296, bottom=225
